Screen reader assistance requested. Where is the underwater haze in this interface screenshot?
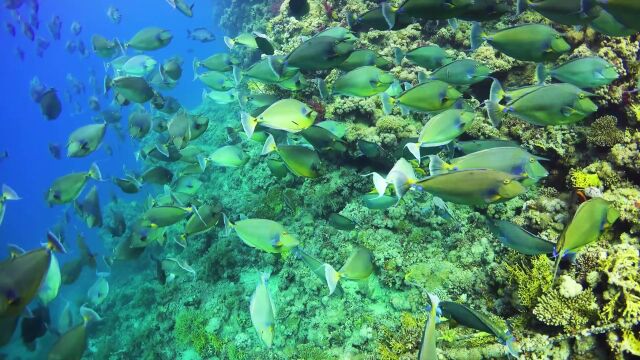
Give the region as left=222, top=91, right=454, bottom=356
left=0, top=0, right=639, bottom=359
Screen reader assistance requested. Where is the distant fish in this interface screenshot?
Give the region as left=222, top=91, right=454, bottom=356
left=28, top=9, right=38, bottom=29
left=106, top=5, right=121, bottom=24
left=47, top=14, right=61, bottom=40
left=70, top=20, right=81, bottom=36
left=0, top=184, right=20, bottom=227
left=324, top=247, right=374, bottom=295
left=65, top=39, right=77, bottom=53
left=4, top=0, right=24, bottom=9
left=87, top=273, right=109, bottom=305
left=187, top=27, right=215, bottom=42
left=20, top=20, right=34, bottom=41
left=38, top=89, right=62, bottom=120
left=74, top=185, right=103, bottom=228
left=15, top=46, right=24, bottom=60
left=20, top=305, right=50, bottom=352
left=167, top=0, right=194, bottom=17
left=45, top=163, right=102, bottom=206
left=288, top=0, right=309, bottom=19
left=0, top=150, right=7, bottom=162
left=77, top=39, right=88, bottom=57
left=48, top=143, right=62, bottom=159
left=35, top=36, right=49, bottom=57
left=5, top=21, right=15, bottom=36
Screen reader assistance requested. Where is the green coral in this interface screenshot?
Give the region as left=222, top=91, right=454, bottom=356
left=587, top=115, right=625, bottom=147
left=174, top=309, right=223, bottom=357
left=503, top=255, right=554, bottom=309
left=568, top=169, right=602, bottom=190
left=598, top=239, right=640, bottom=324
left=375, top=311, right=426, bottom=360
left=533, top=289, right=598, bottom=332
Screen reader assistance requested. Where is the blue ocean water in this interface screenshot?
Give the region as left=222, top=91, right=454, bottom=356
left=0, top=0, right=223, bottom=256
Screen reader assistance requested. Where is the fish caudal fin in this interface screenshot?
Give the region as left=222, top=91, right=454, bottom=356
left=381, top=2, right=396, bottom=30
left=470, top=22, right=484, bottom=51
left=2, top=184, right=20, bottom=200
left=323, top=263, right=340, bottom=296
left=427, top=155, right=449, bottom=176
left=392, top=47, right=404, bottom=66
left=232, top=65, right=242, bottom=86
left=487, top=78, right=506, bottom=127
left=381, top=92, right=394, bottom=115
left=405, top=143, right=422, bottom=163
left=223, top=36, right=235, bottom=49
left=222, top=213, right=234, bottom=236
left=370, top=172, right=389, bottom=197
left=192, top=57, right=199, bottom=80
left=267, top=56, right=283, bottom=80
left=261, top=134, right=277, bottom=155
left=80, top=304, right=102, bottom=324
left=240, top=112, right=258, bottom=139
left=535, top=63, right=548, bottom=85
left=427, top=292, right=440, bottom=314
left=45, top=230, right=67, bottom=253
left=516, top=0, right=528, bottom=14
left=88, top=163, right=102, bottom=181
left=88, top=162, right=103, bottom=181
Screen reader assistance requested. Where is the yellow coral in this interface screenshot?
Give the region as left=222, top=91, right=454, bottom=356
left=569, top=169, right=602, bottom=189
left=502, top=255, right=553, bottom=309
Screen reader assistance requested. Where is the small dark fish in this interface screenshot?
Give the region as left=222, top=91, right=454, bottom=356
left=328, top=213, right=356, bottom=231
left=47, top=15, right=61, bottom=40
left=65, top=40, right=76, bottom=53
left=113, top=176, right=141, bottom=194
left=20, top=305, right=50, bottom=351
left=288, top=0, right=309, bottom=19
left=487, top=219, right=555, bottom=255
left=107, top=210, right=126, bottom=237
left=187, top=27, right=215, bottom=42
left=357, top=140, right=382, bottom=159
left=150, top=253, right=167, bottom=285
left=38, top=89, right=62, bottom=120
left=35, top=36, right=49, bottom=57
left=5, top=21, right=15, bottom=36
left=77, top=39, right=88, bottom=57
left=15, top=47, right=24, bottom=61
left=20, top=20, right=34, bottom=41
left=28, top=10, right=38, bottom=29
left=0, top=150, right=7, bottom=162
left=141, top=166, right=173, bottom=185
left=48, top=143, right=61, bottom=159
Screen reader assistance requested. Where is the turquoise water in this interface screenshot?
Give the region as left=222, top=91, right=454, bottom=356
left=1, top=0, right=639, bottom=359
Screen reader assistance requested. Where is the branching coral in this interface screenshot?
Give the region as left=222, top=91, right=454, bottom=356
left=174, top=308, right=224, bottom=357
left=502, top=255, right=553, bottom=309
left=587, top=115, right=625, bottom=147
left=533, top=289, right=598, bottom=332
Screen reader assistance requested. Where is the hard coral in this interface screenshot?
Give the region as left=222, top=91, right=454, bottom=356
left=533, top=289, right=598, bottom=332
left=586, top=115, right=625, bottom=148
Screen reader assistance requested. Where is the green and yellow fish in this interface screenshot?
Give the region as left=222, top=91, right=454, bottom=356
left=333, top=66, right=395, bottom=97
left=552, top=198, right=619, bottom=276
left=241, top=99, right=316, bottom=138
left=324, top=247, right=374, bottom=295
left=249, top=272, right=276, bottom=348
left=471, top=23, right=570, bottom=62
left=225, top=217, right=300, bottom=254
left=0, top=184, right=20, bottom=226
left=125, top=27, right=173, bottom=51
left=204, top=145, right=247, bottom=168
left=414, top=169, right=526, bottom=206
left=536, top=56, right=619, bottom=89
left=48, top=305, right=101, bottom=360
left=45, top=163, right=102, bottom=206
left=262, top=134, right=321, bottom=178
left=66, top=123, right=107, bottom=158
left=405, top=109, right=476, bottom=162
left=383, top=80, right=462, bottom=114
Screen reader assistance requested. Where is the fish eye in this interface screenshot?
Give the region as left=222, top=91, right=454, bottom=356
left=579, top=93, right=585, bottom=99
left=503, top=179, right=511, bottom=184
left=529, top=158, right=535, bottom=163
left=555, top=34, right=561, bottom=39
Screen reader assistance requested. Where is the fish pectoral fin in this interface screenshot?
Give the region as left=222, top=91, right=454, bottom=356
left=561, top=106, right=576, bottom=117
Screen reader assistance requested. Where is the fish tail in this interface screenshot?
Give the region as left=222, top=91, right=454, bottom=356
left=88, top=162, right=102, bottom=181
left=316, top=78, right=329, bottom=100
left=45, top=230, right=66, bottom=253
left=551, top=250, right=562, bottom=282
left=267, top=56, right=283, bottom=80
left=232, top=65, right=243, bottom=86
left=470, top=22, right=484, bottom=51
left=486, top=99, right=505, bottom=128
left=103, top=75, right=112, bottom=95
left=380, top=92, right=394, bottom=115
left=448, top=18, right=458, bottom=31
left=427, top=292, right=440, bottom=315
left=196, top=154, right=207, bottom=172
left=192, top=205, right=206, bottom=226
left=392, top=47, right=404, bottom=66
left=223, top=36, right=235, bottom=49
left=516, top=0, right=528, bottom=15
left=391, top=171, right=409, bottom=200
left=222, top=213, right=235, bottom=235
left=192, top=57, right=199, bottom=80
left=240, top=112, right=257, bottom=139
left=114, top=37, right=126, bottom=56
left=371, top=172, right=389, bottom=197
left=489, top=77, right=505, bottom=103
left=535, top=63, right=547, bottom=85
left=345, top=11, right=356, bottom=30
left=80, top=304, right=101, bottom=324
left=405, top=143, right=422, bottom=163
left=381, top=2, right=396, bottom=30
left=427, top=155, right=449, bottom=176
left=261, top=133, right=277, bottom=155
left=417, top=71, right=429, bottom=84
left=323, top=263, right=340, bottom=296
left=2, top=184, right=20, bottom=201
